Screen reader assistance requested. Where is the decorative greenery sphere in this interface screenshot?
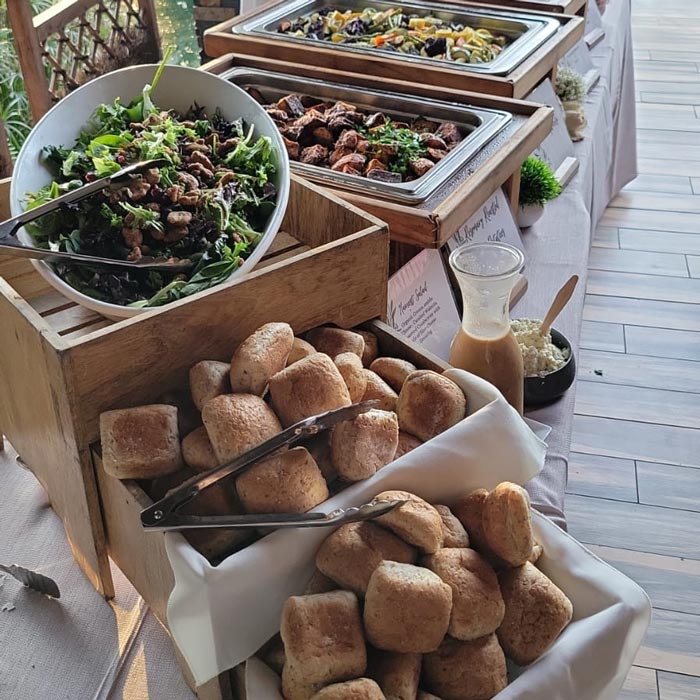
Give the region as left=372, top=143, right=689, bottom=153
left=519, top=156, right=562, bottom=207
left=555, top=66, right=586, bottom=103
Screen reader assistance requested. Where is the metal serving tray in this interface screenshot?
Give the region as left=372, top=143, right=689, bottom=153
left=232, top=0, right=561, bottom=77
left=222, top=67, right=512, bottom=204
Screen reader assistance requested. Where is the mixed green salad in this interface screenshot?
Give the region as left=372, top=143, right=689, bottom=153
left=25, top=59, right=279, bottom=308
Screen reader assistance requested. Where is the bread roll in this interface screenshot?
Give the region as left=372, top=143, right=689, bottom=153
left=306, top=327, right=365, bottom=359
left=423, top=634, right=507, bottom=700
left=370, top=358, right=417, bottom=393
left=334, top=352, right=368, bottom=403
left=434, top=506, right=470, bottom=549
left=529, top=541, right=543, bottom=564
left=482, top=482, right=533, bottom=567
left=331, top=409, right=399, bottom=482
left=498, top=562, right=573, bottom=666
left=182, top=426, right=218, bottom=471
left=368, top=648, right=421, bottom=700
left=394, top=431, right=422, bottom=459
left=304, top=570, right=338, bottom=595
left=305, top=433, right=337, bottom=483
left=417, top=693, right=441, bottom=700
left=236, top=447, right=329, bottom=514
left=376, top=490, right=443, bottom=554
left=364, top=561, right=452, bottom=653
left=452, top=489, right=490, bottom=554
left=100, top=404, right=183, bottom=479
left=423, top=548, right=504, bottom=640
left=230, top=322, right=294, bottom=396
left=356, top=329, right=379, bottom=367
left=310, top=679, right=385, bottom=700
left=281, top=591, right=367, bottom=700
left=397, top=371, right=467, bottom=441
left=202, top=394, right=282, bottom=463
left=288, top=337, right=317, bottom=366
left=269, top=353, right=351, bottom=427
left=189, top=361, right=231, bottom=411
left=317, top=521, right=416, bottom=595
left=362, top=370, right=398, bottom=412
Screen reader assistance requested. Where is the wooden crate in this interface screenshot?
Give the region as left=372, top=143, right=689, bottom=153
left=92, top=319, right=446, bottom=700
left=204, top=1, right=584, bottom=100
left=458, top=0, right=587, bottom=16
left=0, top=174, right=388, bottom=611
left=202, top=54, right=554, bottom=250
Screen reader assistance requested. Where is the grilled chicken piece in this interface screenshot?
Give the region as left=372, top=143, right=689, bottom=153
left=336, top=129, right=360, bottom=149
left=296, top=109, right=327, bottom=131
left=300, top=95, right=323, bottom=108
left=409, top=158, right=435, bottom=177
left=331, top=153, right=366, bottom=172
left=329, top=145, right=352, bottom=165
left=245, top=87, right=266, bottom=104
left=427, top=148, right=448, bottom=161
left=436, top=122, right=462, bottom=144
left=365, top=158, right=387, bottom=175
left=266, top=108, right=290, bottom=123
left=312, top=126, right=335, bottom=146
left=280, top=125, right=304, bottom=142
left=282, top=136, right=300, bottom=160
left=413, top=117, right=439, bottom=133
left=328, top=115, right=357, bottom=132
left=340, top=165, right=363, bottom=175
left=421, top=133, right=448, bottom=150
left=277, top=94, right=305, bottom=118
left=374, top=143, right=398, bottom=163
left=300, top=144, right=328, bottom=165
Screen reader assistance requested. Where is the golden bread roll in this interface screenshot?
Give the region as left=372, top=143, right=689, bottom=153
left=269, top=353, right=351, bottom=427
left=376, top=490, right=444, bottom=554
left=259, top=634, right=286, bottom=675
left=330, top=409, right=399, bottom=482
left=370, top=357, right=418, bottom=393
left=362, top=370, right=398, bottom=412
left=189, top=361, right=231, bottom=411
left=367, top=648, right=421, bottom=700
left=364, top=561, right=452, bottom=653
left=417, top=693, right=442, bottom=700
left=304, top=569, right=338, bottom=595
left=497, top=562, right=573, bottom=666
left=310, top=679, right=385, bottom=700
left=452, top=489, right=490, bottom=554
left=356, top=329, right=379, bottom=367
left=423, top=634, right=507, bottom=700
left=288, top=337, right=317, bottom=366
left=423, top=548, right=504, bottom=641
left=230, top=322, right=294, bottom=396
left=306, top=327, right=365, bottom=359
left=305, top=433, right=337, bottom=483
left=434, top=505, right=470, bottom=549
left=281, top=591, right=367, bottom=700
left=482, top=482, right=533, bottom=567
left=100, top=404, right=183, bottom=479
left=334, top=352, right=368, bottom=403
left=317, top=521, right=416, bottom=595
left=397, top=371, right=466, bottom=441
left=236, top=447, right=329, bottom=514
left=529, top=541, right=543, bottom=564
left=202, top=393, right=282, bottom=463
left=181, top=426, right=218, bottom=472
left=394, top=431, right=422, bottom=459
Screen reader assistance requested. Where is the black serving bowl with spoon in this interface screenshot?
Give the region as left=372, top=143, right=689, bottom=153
left=524, top=328, right=576, bottom=407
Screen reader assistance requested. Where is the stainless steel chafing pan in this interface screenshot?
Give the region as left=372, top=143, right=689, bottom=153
left=222, top=67, right=512, bottom=204
left=232, top=0, right=561, bottom=76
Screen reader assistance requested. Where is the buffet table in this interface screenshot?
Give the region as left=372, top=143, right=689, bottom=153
left=0, top=1, right=636, bottom=698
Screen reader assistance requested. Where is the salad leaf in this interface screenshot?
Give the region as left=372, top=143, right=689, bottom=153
left=120, top=202, right=164, bottom=233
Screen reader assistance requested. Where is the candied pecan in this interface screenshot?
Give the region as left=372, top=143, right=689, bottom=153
left=122, top=227, right=143, bottom=248
left=167, top=211, right=193, bottom=227
left=144, top=168, right=161, bottom=185
left=190, top=150, right=215, bottom=172
left=164, top=225, right=189, bottom=243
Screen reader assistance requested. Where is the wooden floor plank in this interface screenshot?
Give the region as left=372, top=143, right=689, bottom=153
left=592, top=225, right=620, bottom=249
left=586, top=269, right=700, bottom=304
left=658, top=671, right=700, bottom=700
left=634, top=60, right=699, bottom=74
left=619, top=229, right=700, bottom=257
left=580, top=320, right=626, bottom=353
left=578, top=349, right=700, bottom=394
left=641, top=92, right=700, bottom=106
left=620, top=665, right=659, bottom=700
left=623, top=174, right=694, bottom=195
left=624, top=326, right=700, bottom=362
left=575, top=382, right=700, bottom=429
left=692, top=178, right=700, bottom=195
left=572, top=415, right=700, bottom=467
left=566, top=452, right=638, bottom=502
left=583, top=295, right=700, bottom=332
left=611, top=192, right=700, bottom=216
left=587, top=248, right=689, bottom=277
left=637, top=462, right=700, bottom=512
left=636, top=81, right=700, bottom=96
left=647, top=51, right=700, bottom=63
left=600, top=208, right=700, bottom=235
left=687, top=255, right=700, bottom=278
left=637, top=609, right=700, bottom=677
left=638, top=158, right=700, bottom=179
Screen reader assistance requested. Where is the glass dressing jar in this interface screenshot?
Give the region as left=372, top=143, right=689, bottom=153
left=448, top=242, right=525, bottom=414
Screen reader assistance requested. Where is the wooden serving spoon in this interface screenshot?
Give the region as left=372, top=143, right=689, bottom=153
left=540, top=274, right=579, bottom=337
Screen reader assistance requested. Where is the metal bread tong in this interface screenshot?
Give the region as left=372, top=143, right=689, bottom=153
left=140, top=400, right=407, bottom=531
left=0, top=158, right=194, bottom=273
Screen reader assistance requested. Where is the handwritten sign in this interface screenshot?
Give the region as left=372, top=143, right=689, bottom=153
left=527, top=79, right=574, bottom=170
left=446, top=188, right=523, bottom=254
left=388, top=249, right=460, bottom=361
left=561, top=41, right=595, bottom=77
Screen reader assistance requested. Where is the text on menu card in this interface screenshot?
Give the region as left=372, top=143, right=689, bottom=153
left=387, top=248, right=460, bottom=361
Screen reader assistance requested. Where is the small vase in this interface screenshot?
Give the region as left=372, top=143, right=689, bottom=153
left=562, top=100, right=587, bottom=142
left=516, top=203, right=544, bottom=229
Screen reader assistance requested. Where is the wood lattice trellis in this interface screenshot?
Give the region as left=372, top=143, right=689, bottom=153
left=7, top=0, right=160, bottom=122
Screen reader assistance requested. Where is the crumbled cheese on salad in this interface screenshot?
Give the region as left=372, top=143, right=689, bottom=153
left=511, top=318, right=570, bottom=378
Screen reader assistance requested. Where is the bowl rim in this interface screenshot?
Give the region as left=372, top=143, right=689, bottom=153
left=9, top=63, right=290, bottom=318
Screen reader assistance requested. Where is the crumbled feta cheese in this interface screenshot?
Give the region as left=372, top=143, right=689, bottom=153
left=511, top=318, right=570, bottom=378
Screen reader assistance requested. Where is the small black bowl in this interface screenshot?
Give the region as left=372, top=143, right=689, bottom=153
left=524, top=328, right=576, bottom=407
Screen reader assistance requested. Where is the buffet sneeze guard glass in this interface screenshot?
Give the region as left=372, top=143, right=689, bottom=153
left=449, top=242, right=525, bottom=414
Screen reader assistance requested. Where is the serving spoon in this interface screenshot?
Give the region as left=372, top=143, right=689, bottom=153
left=0, top=159, right=194, bottom=273
left=540, top=274, right=579, bottom=337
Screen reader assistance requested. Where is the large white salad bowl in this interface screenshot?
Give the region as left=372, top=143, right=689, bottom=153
left=10, top=64, right=290, bottom=319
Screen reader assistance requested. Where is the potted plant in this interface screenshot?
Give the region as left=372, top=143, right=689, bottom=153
left=517, top=156, right=562, bottom=228
left=555, top=66, right=587, bottom=142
